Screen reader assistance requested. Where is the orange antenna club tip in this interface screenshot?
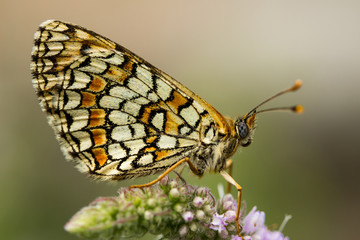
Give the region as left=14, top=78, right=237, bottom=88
left=290, top=79, right=302, bottom=91
left=292, top=104, right=304, bottom=114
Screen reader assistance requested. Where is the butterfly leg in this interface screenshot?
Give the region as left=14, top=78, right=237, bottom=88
left=174, top=162, right=187, bottom=176
left=224, top=159, right=234, bottom=194
left=130, top=157, right=195, bottom=189
left=220, top=170, right=244, bottom=239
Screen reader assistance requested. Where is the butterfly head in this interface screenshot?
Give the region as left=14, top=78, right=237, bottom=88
left=235, top=79, right=304, bottom=147
left=235, top=114, right=256, bottom=147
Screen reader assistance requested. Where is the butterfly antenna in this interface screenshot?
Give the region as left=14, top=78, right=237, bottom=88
left=246, top=79, right=303, bottom=117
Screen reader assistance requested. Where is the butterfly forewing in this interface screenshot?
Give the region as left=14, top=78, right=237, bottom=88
left=31, top=20, right=229, bottom=180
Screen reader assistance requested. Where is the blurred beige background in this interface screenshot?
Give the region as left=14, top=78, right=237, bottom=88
left=1, top=0, right=359, bottom=239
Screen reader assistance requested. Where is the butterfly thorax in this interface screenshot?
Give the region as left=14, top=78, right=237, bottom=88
left=188, top=117, right=240, bottom=175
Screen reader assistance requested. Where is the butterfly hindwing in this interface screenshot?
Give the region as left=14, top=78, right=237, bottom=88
left=31, top=20, right=229, bottom=180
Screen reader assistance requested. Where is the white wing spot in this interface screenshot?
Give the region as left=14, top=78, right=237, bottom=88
left=137, top=153, right=154, bottom=166
left=67, top=70, right=91, bottom=89
left=109, top=86, right=139, bottom=99
left=109, top=110, right=136, bottom=125
left=180, top=105, right=199, bottom=127
left=147, top=92, right=159, bottom=102
left=64, top=91, right=81, bottom=110
left=122, top=101, right=142, bottom=117
left=71, top=131, right=92, bottom=151
left=157, top=135, right=177, bottom=149
left=127, top=77, right=151, bottom=97
left=97, top=160, right=122, bottom=175
left=108, top=143, right=127, bottom=159
left=192, top=101, right=206, bottom=113
left=179, top=125, right=191, bottom=135
left=178, top=138, right=197, bottom=148
left=47, top=31, right=70, bottom=41
left=67, top=109, right=89, bottom=131
left=156, top=78, right=172, bottom=100
left=101, top=53, right=124, bottom=65
left=205, top=127, right=215, bottom=141
left=99, top=95, right=124, bottom=109
left=133, top=96, right=150, bottom=105
left=136, top=65, right=153, bottom=88
left=132, top=123, right=146, bottom=138
left=151, top=112, right=165, bottom=131
left=112, top=126, right=132, bottom=142
left=77, top=58, right=107, bottom=74
left=124, top=139, right=146, bottom=155
left=119, top=157, right=135, bottom=171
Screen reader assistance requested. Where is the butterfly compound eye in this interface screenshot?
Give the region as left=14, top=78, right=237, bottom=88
left=236, top=121, right=249, bottom=139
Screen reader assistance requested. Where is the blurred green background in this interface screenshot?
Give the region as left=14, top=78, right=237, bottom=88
left=1, top=0, right=359, bottom=239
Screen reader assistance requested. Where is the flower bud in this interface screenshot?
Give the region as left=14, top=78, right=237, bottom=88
left=169, top=188, right=180, bottom=199
left=193, top=196, right=204, bottom=208
left=182, top=211, right=194, bottom=222
left=179, top=225, right=188, bottom=237
left=144, top=210, right=153, bottom=220
left=196, top=210, right=206, bottom=221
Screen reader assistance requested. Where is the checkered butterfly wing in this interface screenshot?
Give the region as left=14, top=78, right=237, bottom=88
left=31, top=20, right=230, bottom=180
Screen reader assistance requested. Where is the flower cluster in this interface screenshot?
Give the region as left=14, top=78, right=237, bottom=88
left=65, top=177, right=290, bottom=240
left=210, top=193, right=290, bottom=240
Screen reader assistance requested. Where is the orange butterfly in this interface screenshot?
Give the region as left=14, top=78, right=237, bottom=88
left=31, top=20, right=302, bottom=238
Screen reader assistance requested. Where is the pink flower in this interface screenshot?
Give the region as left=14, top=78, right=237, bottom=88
left=209, top=213, right=228, bottom=233
left=253, top=227, right=289, bottom=240
left=242, top=206, right=265, bottom=234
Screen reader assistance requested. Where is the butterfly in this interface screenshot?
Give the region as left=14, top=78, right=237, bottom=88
left=31, top=20, right=302, bottom=237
